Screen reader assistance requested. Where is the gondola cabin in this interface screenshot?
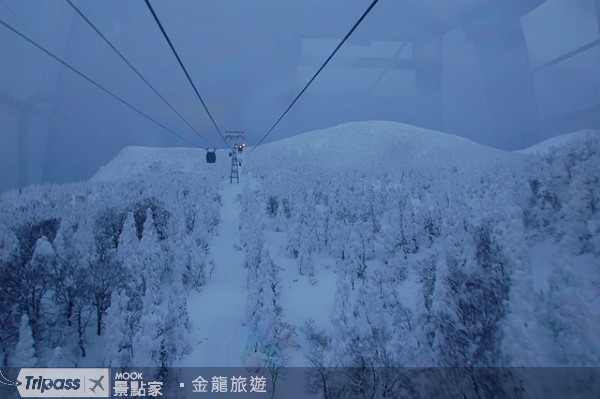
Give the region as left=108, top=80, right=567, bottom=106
left=206, top=149, right=216, bottom=163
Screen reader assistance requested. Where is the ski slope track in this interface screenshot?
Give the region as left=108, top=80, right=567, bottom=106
left=179, top=182, right=248, bottom=367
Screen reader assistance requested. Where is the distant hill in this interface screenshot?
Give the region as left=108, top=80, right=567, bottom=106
left=249, top=121, right=522, bottom=173
left=516, top=129, right=600, bottom=155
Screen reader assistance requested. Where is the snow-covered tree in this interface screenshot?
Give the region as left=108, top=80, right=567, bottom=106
left=161, top=283, right=192, bottom=363
left=11, top=314, right=37, bottom=367
left=53, top=220, right=93, bottom=330
left=131, top=279, right=191, bottom=367
left=244, top=246, right=295, bottom=396
left=302, top=320, right=337, bottom=399
left=103, top=290, right=134, bottom=367
left=132, top=287, right=164, bottom=366
left=21, top=236, right=56, bottom=341
left=139, top=208, right=165, bottom=280
left=48, top=346, right=68, bottom=367
left=0, top=224, right=19, bottom=364
left=117, top=212, right=145, bottom=297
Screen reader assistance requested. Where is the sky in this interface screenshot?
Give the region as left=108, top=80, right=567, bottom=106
left=1, top=0, right=599, bottom=190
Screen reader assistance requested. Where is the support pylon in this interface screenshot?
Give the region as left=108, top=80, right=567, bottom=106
left=230, top=148, right=239, bottom=184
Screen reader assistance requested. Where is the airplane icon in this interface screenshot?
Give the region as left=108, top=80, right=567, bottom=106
left=89, top=375, right=104, bottom=393
left=0, top=371, right=21, bottom=386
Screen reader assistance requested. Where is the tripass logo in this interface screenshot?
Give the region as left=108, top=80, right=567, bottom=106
left=9, top=368, right=109, bottom=398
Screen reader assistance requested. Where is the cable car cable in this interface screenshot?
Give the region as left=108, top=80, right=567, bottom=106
left=144, top=0, right=228, bottom=146
left=65, top=0, right=215, bottom=148
left=253, top=0, right=381, bottom=150
left=0, top=18, right=201, bottom=148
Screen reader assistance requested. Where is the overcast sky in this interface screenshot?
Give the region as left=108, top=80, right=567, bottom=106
left=1, top=0, right=599, bottom=190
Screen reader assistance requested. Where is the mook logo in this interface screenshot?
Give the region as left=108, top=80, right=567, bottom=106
left=13, top=368, right=109, bottom=398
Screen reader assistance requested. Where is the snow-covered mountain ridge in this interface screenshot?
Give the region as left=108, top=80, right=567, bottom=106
left=251, top=120, right=519, bottom=172
left=93, top=145, right=229, bottom=182
left=94, top=121, right=525, bottom=181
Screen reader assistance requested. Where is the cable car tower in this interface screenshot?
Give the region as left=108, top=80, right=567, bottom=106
left=225, top=131, right=245, bottom=183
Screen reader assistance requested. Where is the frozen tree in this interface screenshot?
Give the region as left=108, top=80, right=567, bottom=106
left=296, top=241, right=315, bottom=280
left=19, top=236, right=56, bottom=341
left=103, top=290, right=134, bottom=367
left=0, top=162, right=224, bottom=367
left=329, top=264, right=355, bottom=363
left=430, top=221, right=510, bottom=367
left=52, top=220, right=77, bottom=325
left=337, top=232, right=368, bottom=291
left=0, top=223, right=18, bottom=265
left=240, top=188, right=265, bottom=273
left=515, top=137, right=600, bottom=366
left=266, top=195, right=279, bottom=218
left=0, top=224, right=19, bottom=364
left=11, top=314, right=37, bottom=367
left=128, top=209, right=175, bottom=367
left=294, top=210, right=318, bottom=279
left=285, top=222, right=301, bottom=259
left=173, top=233, right=209, bottom=290
left=88, top=256, right=121, bottom=337
left=272, top=196, right=291, bottom=232
left=160, top=279, right=192, bottom=365
left=326, top=211, right=350, bottom=260
left=133, top=290, right=190, bottom=367
left=88, top=209, right=127, bottom=337
left=117, top=213, right=139, bottom=264
left=52, top=220, right=93, bottom=329
left=132, top=285, right=163, bottom=366
left=49, top=346, right=68, bottom=367
left=71, top=292, right=93, bottom=359
left=173, top=202, right=215, bottom=290
left=117, top=212, right=145, bottom=296
left=302, top=320, right=351, bottom=399
left=244, top=247, right=295, bottom=396
left=139, top=208, right=165, bottom=279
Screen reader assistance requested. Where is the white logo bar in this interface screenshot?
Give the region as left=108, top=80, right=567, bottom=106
left=16, top=368, right=109, bottom=398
